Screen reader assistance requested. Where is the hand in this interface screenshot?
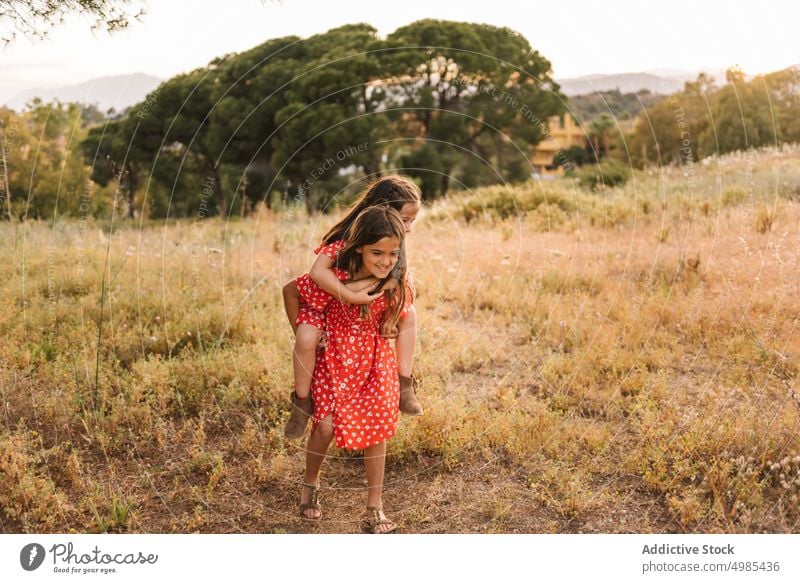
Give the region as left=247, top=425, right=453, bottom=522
left=380, top=326, right=399, bottom=339
left=377, top=277, right=399, bottom=291
left=316, top=333, right=327, bottom=350
left=344, top=277, right=380, bottom=292
left=347, top=287, right=381, bottom=305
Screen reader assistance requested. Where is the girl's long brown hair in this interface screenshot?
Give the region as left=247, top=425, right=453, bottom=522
left=322, top=175, right=421, bottom=245
left=335, top=206, right=408, bottom=333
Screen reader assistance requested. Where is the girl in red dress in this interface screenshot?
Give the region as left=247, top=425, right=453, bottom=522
left=296, top=206, right=412, bottom=533
left=282, top=176, right=423, bottom=441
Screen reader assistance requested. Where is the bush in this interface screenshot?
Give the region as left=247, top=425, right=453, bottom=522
left=556, top=145, right=596, bottom=168
left=573, top=159, right=631, bottom=191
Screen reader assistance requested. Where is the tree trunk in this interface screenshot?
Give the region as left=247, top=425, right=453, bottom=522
left=361, top=86, right=371, bottom=114
left=257, top=158, right=275, bottom=210
left=303, top=183, right=316, bottom=215
left=0, top=125, right=11, bottom=220
left=361, top=157, right=382, bottom=180
left=439, top=173, right=449, bottom=197
left=206, top=158, right=227, bottom=217
left=126, top=162, right=138, bottom=219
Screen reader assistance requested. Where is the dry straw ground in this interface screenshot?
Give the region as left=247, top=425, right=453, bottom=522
left=2, top=146, right=800, bottom=533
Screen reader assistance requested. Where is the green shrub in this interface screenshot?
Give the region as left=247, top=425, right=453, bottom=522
left=573, top=159, right=631, bottom=191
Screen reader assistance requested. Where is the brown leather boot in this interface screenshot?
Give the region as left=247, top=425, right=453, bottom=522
left=284, top=391, right=314, bottom=439
left=399, top=375, right=423, bottom=416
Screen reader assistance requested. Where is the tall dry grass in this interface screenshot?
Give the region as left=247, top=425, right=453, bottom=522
left=2, top=146, right=800, bottom=533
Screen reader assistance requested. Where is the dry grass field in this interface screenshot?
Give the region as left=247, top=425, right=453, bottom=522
left=2, top=146, right=800, bottom=533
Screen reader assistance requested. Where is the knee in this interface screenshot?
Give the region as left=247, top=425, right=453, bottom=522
left=295, top=325, right=322, bottom=352
left=283, top=279, right=298, bottom=300
left=315, top=419, right=334, bottom=442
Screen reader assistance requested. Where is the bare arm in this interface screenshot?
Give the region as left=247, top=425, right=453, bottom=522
left=346, top=276, right=399, bottom=292
left=309, top=253, right=378, bottom=305
left=344, top=277, right=381, bottom=292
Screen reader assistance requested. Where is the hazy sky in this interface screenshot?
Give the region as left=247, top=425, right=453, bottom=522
left=1, top=0, right=797, bottom=102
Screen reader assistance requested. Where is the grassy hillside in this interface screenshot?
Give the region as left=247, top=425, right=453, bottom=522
left=568, top=89, right=667, bottom=124
left=2, top=146, right=800, bottom=533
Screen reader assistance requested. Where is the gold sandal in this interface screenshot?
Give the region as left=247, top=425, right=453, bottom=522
left=298, top=482, right=321, bottom=520
left=363, top=506, right=397, bottom=534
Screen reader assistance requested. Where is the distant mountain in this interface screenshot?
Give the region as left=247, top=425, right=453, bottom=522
left=556, top=73, right=683, bottom=96
left=4, top=73, right=162, bottom=112
left=556, top=69, right=726, bottom=97
left=567, top=89, right=667, bottom=125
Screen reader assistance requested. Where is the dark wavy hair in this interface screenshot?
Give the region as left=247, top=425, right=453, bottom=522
left=322, top=175, right=421, bottom=245
left=335, top=206, right=408, bottom=333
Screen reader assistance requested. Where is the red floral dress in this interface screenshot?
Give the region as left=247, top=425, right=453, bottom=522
left=295, top=240, right=349, bottom=331
left=296, top=240, right=412, bottom=451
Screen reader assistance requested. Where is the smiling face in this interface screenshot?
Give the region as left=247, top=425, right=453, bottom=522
left=398, top=202, right=421, bottom=233
left=356, top=236, right=401, bottom=279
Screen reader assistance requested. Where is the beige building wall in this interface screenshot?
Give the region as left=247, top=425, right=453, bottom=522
left=530, top=114, right=588, bottom=176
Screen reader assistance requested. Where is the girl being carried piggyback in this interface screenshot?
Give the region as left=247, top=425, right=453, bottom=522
left=282, top=176, right=423, bottom=441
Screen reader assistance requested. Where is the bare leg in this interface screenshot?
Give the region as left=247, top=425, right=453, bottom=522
left=365, top=441, right=386, bottom=507
left=283, top=279, right=300, bottom=332
left=284, top=286, right=322, bottom=439
left=363, top=441, right=394, bottom=533
left=293, top=324, right=322, bottom=399
left=300, top=414, right=334, bottom=519
left=395, top=304, right=416, bottom=377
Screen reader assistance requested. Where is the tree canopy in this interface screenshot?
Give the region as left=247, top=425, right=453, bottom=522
left=629, top=68, right=800, bottom=167
left=0, top=0, right=145, bottom=44
left=15, top=22, right=798, bottom=221
left=73, top=20, right=566, bottom=218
